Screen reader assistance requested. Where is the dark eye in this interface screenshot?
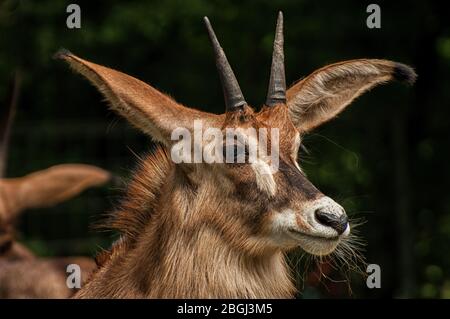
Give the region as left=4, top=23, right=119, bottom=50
left=223, top=143, right=249, bottom=164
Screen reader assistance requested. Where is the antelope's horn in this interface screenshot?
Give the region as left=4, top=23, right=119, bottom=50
left=204, top=17, right=247, bottom=111
left=266, top=11, right=286, bottom=107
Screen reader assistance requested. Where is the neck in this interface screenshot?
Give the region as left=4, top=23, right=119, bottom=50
left=80, top=221, right=294, bottom=298
left=134, top=221, right=294, bottom=298
left=77, top=150, right=295, bottom=298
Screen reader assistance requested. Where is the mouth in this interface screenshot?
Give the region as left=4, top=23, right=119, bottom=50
left=288, top=228, right=340, bottom=242
left=287, top=228, right=342, bottom=256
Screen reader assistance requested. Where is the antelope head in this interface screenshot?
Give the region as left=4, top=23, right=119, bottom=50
left=56, top=12, right=415, bottom=258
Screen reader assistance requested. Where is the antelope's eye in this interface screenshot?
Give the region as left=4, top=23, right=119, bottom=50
left=222, top=142, right=249, bottom=164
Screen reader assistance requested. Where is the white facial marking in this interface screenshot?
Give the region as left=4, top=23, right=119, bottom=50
left=271, top=208, right=297, bottom=232
left=235, top=127, right=277, bottom=197
left=251, top=160, right=277, bottom=197
left=269, top=209, right=298, bottom=247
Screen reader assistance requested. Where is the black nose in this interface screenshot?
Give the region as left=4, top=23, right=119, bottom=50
left=314, top=209, right=348, bottom=235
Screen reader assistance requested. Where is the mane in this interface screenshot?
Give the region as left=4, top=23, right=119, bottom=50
left=104, top=146, right=173, bottom=246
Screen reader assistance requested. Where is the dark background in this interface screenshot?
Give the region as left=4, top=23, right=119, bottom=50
left=0, top=0, right=449, bottom=298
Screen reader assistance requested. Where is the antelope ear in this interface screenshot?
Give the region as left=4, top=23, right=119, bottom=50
left=3, top=164, right=111, bottom=220
left=55, top=49, right=218, bottom=146
left=286, top=59, right=416, bottom=132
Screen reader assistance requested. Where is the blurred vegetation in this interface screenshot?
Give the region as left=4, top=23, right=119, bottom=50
left=0, top=0, right=449, bottom=298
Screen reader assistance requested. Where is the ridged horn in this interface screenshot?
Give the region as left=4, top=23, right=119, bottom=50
left=204, top=16, right=246, bottom=111
left=266, top=11, right=286, bottom=107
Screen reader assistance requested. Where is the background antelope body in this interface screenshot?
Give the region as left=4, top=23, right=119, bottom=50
left=0, top=73, right=111, bottom=298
